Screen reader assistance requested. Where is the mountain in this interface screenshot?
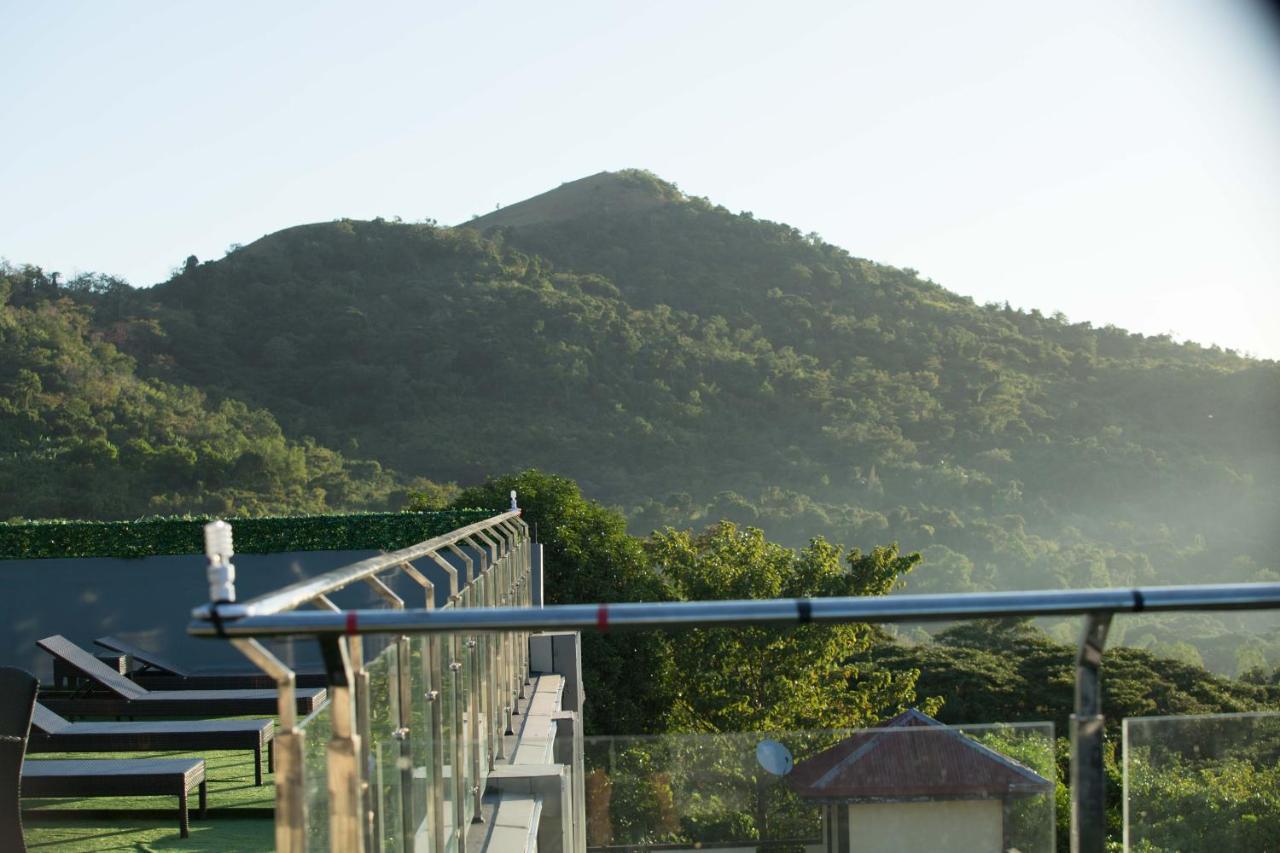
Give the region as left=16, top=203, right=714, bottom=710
left=466, top=170, right=678, bottom=230
left=0, top=263, right=453, bottom=520
left=26, top=170, right=1280, bottom=651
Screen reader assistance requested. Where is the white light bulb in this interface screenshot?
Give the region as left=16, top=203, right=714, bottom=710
left=204, top=520, right=237, bottom=603
left=204, top=520, right=234, bottom=562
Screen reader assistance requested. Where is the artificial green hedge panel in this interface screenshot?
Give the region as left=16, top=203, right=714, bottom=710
left=0, top=509, right=498, bottom=560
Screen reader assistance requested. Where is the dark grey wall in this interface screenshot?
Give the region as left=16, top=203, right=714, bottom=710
left=0, top=547, right=481, bottom=683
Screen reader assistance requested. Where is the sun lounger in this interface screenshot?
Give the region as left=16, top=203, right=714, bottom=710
left=37, top=636, right=325, bottom=718
left=2, top=666, right=206, bottom=844
left=94, top=635, right=327, bottom=689
left=23, top=758, right=207, bottom=838
left=28, top=704, right=275, bottom=786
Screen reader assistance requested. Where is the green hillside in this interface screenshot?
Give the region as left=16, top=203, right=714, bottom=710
left=0, top=263, right=453, bottom=520
left=126, top=172, right=1276, bottom=592
left=19, top=169, right=1276, bottom=667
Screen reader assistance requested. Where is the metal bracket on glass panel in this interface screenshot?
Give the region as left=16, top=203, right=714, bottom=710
left=427, top=551, right=460, bottom=601
left=397, top=560, right=434, bottom=609
left=363, top=575, right=404, bottom=610
left=445, top=543, right=473, bottom=594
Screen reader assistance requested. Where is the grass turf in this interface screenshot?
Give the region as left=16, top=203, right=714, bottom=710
left=23, top=747, right=274, bottom=851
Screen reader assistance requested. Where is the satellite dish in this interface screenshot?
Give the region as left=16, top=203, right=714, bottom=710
left=756, top=739, right=794, bottom=776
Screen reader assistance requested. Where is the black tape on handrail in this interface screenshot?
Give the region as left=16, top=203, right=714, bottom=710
left=796, top=598, right=812, bottom=624
left=208, top=601, right=232, bottom=639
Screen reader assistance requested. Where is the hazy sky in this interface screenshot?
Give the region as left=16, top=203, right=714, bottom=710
left=4, top=1, right=1278, bottom=358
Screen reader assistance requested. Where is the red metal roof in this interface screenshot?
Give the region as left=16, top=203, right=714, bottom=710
left=786, top=709, right=1052, bottom=801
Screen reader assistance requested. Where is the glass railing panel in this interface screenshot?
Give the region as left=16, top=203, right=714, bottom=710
left=300, top=700, right=332, bottom=851
left=1123, top=711, right=1280, bottom=852
left=372, top=735, right=406, bottom=851
left=409, top=634, right=434, bottom=851
left=583, top=721, right=1055, bottom=852
left=364, top=644, right=405, bottom=851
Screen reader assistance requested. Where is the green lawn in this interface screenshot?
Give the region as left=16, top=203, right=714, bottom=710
left=23, top=747, right=275, bottom=851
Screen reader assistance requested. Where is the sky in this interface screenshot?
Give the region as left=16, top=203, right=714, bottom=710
left=3, top=1, right=1279, bottom=358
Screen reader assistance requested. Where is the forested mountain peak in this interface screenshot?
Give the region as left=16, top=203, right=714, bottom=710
left=466, top=169, right=683, bottom=231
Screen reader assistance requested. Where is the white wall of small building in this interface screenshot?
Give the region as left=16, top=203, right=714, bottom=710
left=847, top=799, right=1003, bottom=853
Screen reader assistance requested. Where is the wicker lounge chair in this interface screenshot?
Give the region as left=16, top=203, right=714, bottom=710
left=28, top=704, right=276, bottom=786
left=0, top=667, right=37, bottom=849
left=37, top=636, right=325, bottom=718
left=94, top=635, right=327, bottom=689
left=1, top=667, right=207, bottom=842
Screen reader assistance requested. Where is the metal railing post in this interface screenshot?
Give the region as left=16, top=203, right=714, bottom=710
left=233, top=638, right=305, bottom=853
left=351, top=634, right=374, bottom=851
left=471, top=564, right=496, bottom=771
left=1071, top=611, right=1112, bottom=853
left=445, top=543, right=474, bottom=590
left=467, top=635, right=484, bottom=822
left=449, top=637, right=466, bottom=848
left=320, top=635, right=365, bottom=852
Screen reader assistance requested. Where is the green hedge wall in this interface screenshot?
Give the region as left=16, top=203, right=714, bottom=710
left=0, top=509, right=498, bottom=560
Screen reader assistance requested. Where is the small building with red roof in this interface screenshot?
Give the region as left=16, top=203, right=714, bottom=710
left=786, top=709, right=1053, bottom=853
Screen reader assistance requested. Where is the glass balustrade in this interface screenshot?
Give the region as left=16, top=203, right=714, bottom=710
left=583, top=721, right=1057, bottom=853
left=1123, top=711, right=1280, bottom=852
left=182, top=514, right=1279, bottom=852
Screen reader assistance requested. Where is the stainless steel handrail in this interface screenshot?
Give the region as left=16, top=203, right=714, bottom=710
left=188, top=510, right=531, bottom=853
left=189, top=581, right=1280, bottom=637
left=190, top=510, right=522, bottom=620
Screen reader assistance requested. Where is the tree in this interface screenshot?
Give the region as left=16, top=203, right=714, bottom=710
left=451, top=470, right=677, bottom=735
left=646, top=523, right=929, bottom=734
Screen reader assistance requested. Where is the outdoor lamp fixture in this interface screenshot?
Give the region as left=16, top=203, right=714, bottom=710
left=204, top=519, right=237, bottom=603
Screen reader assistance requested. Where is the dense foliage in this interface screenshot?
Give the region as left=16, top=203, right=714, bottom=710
left=1126, top=724, right=1280, bottom=852
left=857, top=619, right=1279, bottom=734
left=458, top=473, right=1276, bottom=850
left=648, top=524, right=928, bottom=734
left=0, top=508, right=492, bottom=560
left=0, top=263, right=456, bottom=520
